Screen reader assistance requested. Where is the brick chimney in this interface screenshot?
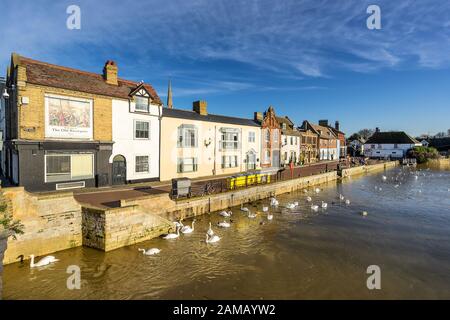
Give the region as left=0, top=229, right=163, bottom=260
left=193, top=100, right=207, bottom=115
left=335, top=121, right=340, bottom=131
left=319, top=119, right=328, bottom=127
left=103, top=60, right=118, bottom=85
left=254, top=112, right=263, bottom=122
left=375, top=127, right=380, bottom=133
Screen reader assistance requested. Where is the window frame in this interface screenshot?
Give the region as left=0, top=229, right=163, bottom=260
left=134, top=95, right=150, bottom=113
left=177, top=125, right=198, bottom=148
left=135, top=155, right=150, bottom=173
left=134, top=120, right=150, bottom=140
left=45, top=152, right=94, bottom=183
left=177, top=157, right=198, bottom=173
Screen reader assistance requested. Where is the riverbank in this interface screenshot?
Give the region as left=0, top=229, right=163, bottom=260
left=1, top=161, right=398, bottom=265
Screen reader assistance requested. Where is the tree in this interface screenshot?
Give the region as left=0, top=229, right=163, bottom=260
left=357, top=129, right=375, bottom=140
left=435, top=132, right=445, bottom=138
left=447, top=129, right=450, bottom=137
left=407, top=146, right=439, bottom=164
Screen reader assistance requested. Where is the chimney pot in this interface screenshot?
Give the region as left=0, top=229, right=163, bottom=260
left=335, top=121, right=340, bottom=131
left=319, top=119, right=328, bottom=127
left=254, top=112, right=263, bottom=122
left=375, top=127, right=380, bottom=133
left=193, top=100, right=208, bottom=115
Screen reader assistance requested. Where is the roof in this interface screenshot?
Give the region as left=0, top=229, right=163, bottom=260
left=15, top=55, right=162, bottom=104
left=365, top=131, right=420, bottom=145
left=428, top=137, right=450, bottom=150
left=309, top=123, right=337, bottom=139
left=162, top=107, right=260, bottom=127
left=276, top=115, right=301, bottom=136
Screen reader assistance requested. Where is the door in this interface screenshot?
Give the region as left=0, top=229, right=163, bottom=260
left=272, top=150, right=280, bottom=168
left=246, top=151, right=256, bottom=171
left=112, top=155, right=126, bottom=185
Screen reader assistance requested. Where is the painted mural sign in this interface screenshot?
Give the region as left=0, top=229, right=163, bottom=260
left=45, top=95, right=93, bottom=139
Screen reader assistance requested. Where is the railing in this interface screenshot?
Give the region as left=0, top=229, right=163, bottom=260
left=219, top=141, right=241, bottom=150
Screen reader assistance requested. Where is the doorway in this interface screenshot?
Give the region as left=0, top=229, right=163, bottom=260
left=112, top=155, right=126, bottom=185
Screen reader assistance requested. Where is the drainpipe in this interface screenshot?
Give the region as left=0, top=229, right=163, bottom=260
left=158, top=104, right=162, bottom=181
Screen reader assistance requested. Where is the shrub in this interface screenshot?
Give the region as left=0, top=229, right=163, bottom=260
left=407, top=146, right=439, bottom=164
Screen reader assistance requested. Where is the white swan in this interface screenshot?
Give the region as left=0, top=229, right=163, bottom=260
left=207, top=222, right=214, bottom=236
left=303, top=189, right=308, bottom=193
left=345, top=199, right=351, bottom=205
left=267, top=213, right=273, bottom=220
left=321, top=201, right=328, bottom=209
left=339, top=194, right=345, bottom=201
left=138, top=248, right=161, bottom=255
left=270, top=197, right=279, bottom=206
left=306, top=196, right=312, bottom=202
left=240, top=205, right=250, bottom=212
left=206, top=233, right=221, bottom=243
left=293, top=201, right=299, bottom=207
left=174, top=220, right=183, bottom=228
left=311, top=204, right=319, bottom=211
left=163, top=226, right=180, bottom=239
left=361, top=211, right=368, bottom=217
left=315, top=188, right=320, bottom=194
left=217, top=221, right=231, bottom=228
left=262, top=206, right=269, bottom=212
left=29, top=255, right=59, bottom=268
left=382, top=175, right=387, bottom=181
left=286, top=203, right=296, bottom=209
left=219, top=210, right=232, bottom=217
left=181, top=220, right=195, bottom=234
left=247, top=211, right=257, bottom=218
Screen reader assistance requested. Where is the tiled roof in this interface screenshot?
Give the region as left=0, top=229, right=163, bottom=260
left=309, top=123, right=337, bottom=139
left=162, top=107, right=260, bottom=127
left=365, top=132, right=420, bottom=144
left=17, top=55, right=162, bottom=104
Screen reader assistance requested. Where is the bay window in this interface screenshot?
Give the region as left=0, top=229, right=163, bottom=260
left=177, top=125, right=198, bottom=148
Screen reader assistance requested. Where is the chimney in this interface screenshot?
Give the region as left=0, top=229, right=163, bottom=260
left=335, top=121, right=340, bottom=131
left=193, top=100, right=208, bottom=116
left=319, top=119, right=328, bottom=127
left=254, top=112, right=263, bottom=122
left=103, top=60, right=118, bottom=85
left=375, top=127, right=380, bottom=133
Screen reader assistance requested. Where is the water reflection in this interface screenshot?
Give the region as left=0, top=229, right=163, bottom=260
left=3, top=165, right=450, bottom=299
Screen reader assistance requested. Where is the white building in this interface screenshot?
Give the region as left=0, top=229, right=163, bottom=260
left=110, top=84, right=162, bottom=184
left=277, top=116, right=300, bottom=166
left=364, top=130, right=421, bottom=159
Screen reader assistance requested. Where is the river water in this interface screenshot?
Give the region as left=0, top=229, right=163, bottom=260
left=3, top=165, right=450, bottom=299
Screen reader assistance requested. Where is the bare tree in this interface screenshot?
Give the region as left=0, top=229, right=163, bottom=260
left=357, top=129, right=375, bottom=140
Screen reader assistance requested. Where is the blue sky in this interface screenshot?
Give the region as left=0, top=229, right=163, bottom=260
left=1, top=0, right=450, bottom=136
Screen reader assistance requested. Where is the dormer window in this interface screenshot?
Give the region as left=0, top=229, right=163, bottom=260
left=282, top=123, right=287, bottom=130
left=135, top=96, right=149, bottom=112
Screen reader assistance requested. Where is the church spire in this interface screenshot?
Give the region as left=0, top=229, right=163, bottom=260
left=166, top=79, right=173, bottom=109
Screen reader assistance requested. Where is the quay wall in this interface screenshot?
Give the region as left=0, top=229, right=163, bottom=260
left=1, top=187, right=82, bottom=265
left=340, top=161, right=398, bottom=178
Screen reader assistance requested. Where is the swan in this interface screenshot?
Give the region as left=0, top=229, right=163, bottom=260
left=321, top=201, right=328, bottom=209
left=138, top=248, right=161, bottom=255
left=181, top=220, right=195, bottom=234
left=306, top=196, right=312, bottom=202
left=240, top=205, right=250, bottom=212
left=345, top=199, right=351, bottom=205
left=311, top=204, right=319, bottom=211
left=163, top=226, right=180, bottom=239
left=247, top=211, right=257, bottom=218
left=382, top=175, right=387, bottom=181
left=217, top=221, right=231, bottom=228
left=219, top=210, right=232, bottom=217
left=315, top=188, right=320, bottom=194
left=262, top=206, right=269, bottom=212
left=270, top=197, right=279, bottom=206
left=286, top=203, right=296, bottom=209
left=174, top=220, right=184, bottom=228
left=206, top=233, right=221, bottom=243
left=207, top=222, right=214, bottom=236
left=339, top=194, right=345, bottom=201
left=293, top=201, right=299, bottom=207
left=29, top=255, right=59, bottom=268
left=303, top=189, right=308, bottom=193
left=267, top=213, right=273, bottom=220
left=361, top=211, right=368, bottom=217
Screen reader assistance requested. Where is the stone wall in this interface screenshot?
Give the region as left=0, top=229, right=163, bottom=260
left=340, top=161, right=398, bottom=178
left=2, top=187, right=82, bottom=265
left=83, top=171, right=337, bottom=251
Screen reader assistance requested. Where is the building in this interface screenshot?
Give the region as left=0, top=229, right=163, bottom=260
left=2, top=53, right=161, bottom=191
left=276, top=116, right=301, bottom=166
left=160, top=101, right=261, bottom=181
left=428, top=137, right=450, bottom=155
left=0, top=77, right=6, bottom=176
left=328, top=121, right=346, bottom=158
left=298, top=120, right=319, bottom=164
left=364, top=129, right=421, bottom=159
left=308, top=121, right=338, bottom=161
left=257, top=106, right=281, bottom=171
left=347, top=137, right=366, bottom=157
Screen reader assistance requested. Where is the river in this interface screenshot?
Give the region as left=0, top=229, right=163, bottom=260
left=3, top=164, right=450, bottom=299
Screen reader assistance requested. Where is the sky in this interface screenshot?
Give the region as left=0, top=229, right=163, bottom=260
left=1, top=0, right=450, bottom=136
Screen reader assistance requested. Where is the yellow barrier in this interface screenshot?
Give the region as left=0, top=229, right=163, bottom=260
left=228, top=173, right=271, bottom=190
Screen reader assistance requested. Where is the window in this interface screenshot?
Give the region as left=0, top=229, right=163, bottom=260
left=177, top=157, right=198, bottom=173
left=45, top=153, right=93, bottom=182
left=135, top=120, right=150, bottom=139
left=220, top=128, right=240, bottom=150
left=290, top=137, right=294, bottom=145
left=394, top=144, right=398, bottom=148
left=264, top=150, right=270, bottom=163
left=378, top=144, right=382, bottom=149
left=177, top=125, right=198, bottom=148
left=248, top=131, right=256, bottom=143
left=282, top=123, right=287, bottom=130
left=222, top=155, right=238, bottom=168
left=265, top=129, right=270, bottom=142
left=273, top=130, right=279, bottom=143
left=134, top=96, right=149, bottom=112
left=135, top=156, right=149, bottom=173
